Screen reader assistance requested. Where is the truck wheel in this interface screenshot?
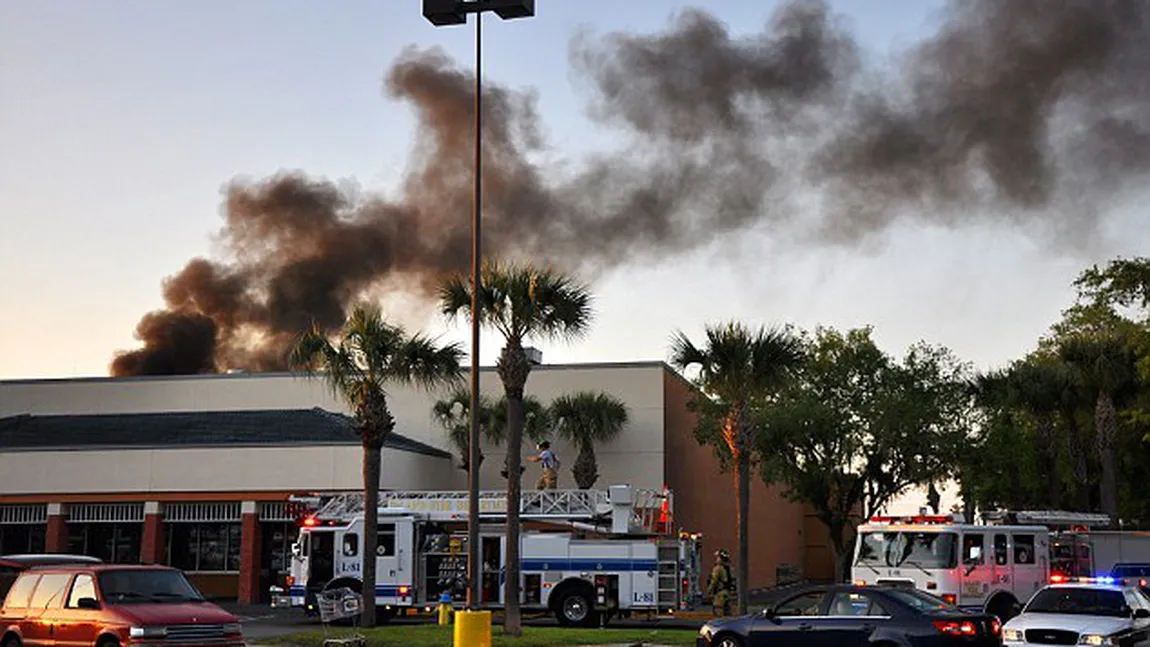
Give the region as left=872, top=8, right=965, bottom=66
left=554, top=587, right=596, bottom=628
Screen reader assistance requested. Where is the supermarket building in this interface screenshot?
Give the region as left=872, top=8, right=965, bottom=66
left=0, top=361, right=835, bottom=603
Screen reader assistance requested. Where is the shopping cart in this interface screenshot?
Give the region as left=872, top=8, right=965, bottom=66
left=317, top=587, right=365, bottom=647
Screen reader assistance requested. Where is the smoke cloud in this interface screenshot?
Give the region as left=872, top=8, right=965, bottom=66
left=111, top=0, right=1150, bottom=376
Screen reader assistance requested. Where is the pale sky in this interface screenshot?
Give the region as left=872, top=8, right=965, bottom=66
left=2, top=0, right=1147, bottom=384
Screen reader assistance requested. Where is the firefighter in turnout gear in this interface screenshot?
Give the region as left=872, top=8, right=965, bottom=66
left=709, top=548, right=735, bottom=616
left=527, top=440, right=559, bottom=489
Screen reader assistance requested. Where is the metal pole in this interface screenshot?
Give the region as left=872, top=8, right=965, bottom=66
left=466, top=8, right=483, bottom=610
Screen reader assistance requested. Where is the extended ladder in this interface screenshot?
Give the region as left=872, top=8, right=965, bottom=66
left=308, top=485, right=673, bottom=535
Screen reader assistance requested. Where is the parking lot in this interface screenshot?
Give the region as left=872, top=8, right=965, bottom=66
left=225, top=603, right=716, bottom=641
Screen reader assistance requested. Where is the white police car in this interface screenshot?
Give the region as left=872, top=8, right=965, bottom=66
left=1002, top=576, right=1150, bottom=646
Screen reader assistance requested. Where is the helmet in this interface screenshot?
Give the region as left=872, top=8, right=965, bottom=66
left=715, top=549, right=730, bottom=560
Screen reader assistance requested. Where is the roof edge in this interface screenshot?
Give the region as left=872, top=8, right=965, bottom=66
left=0, top=359, right=674, bottom=385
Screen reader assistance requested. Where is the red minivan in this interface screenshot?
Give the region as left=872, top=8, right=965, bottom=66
left=0, top=564, right=244, bottom=647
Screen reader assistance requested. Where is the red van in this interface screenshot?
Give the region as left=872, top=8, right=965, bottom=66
left=0, top=564, right=244, bottom=647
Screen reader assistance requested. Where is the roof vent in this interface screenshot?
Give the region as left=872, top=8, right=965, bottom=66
left=524, top=347, right=542, bottom=365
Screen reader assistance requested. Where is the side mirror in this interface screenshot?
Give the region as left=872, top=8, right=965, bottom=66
left=762, top=605, right=777, bottom=618
left=77, top=597, right=101, bottom=610
left=1133, top=607, right=1150, bottom=619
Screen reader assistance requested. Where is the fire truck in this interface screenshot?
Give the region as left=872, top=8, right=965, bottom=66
left=851, top=513, right=1050, bottom=621
left=985, top=511, right=1150, bottom=587
left=272, top=484, right=704, bottom=626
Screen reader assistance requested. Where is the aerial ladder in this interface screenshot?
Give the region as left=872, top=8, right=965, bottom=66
left=292, top=484, right=676, bottom=536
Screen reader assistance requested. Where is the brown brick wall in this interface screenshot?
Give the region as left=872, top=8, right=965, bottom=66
left=662, top=369, right=810, bottom=590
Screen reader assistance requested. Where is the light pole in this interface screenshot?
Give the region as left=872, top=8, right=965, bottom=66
left=422, top=0, right=535, bottom=610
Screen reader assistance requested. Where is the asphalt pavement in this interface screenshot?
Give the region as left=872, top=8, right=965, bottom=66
left=223, top=603, right=713, bottom=641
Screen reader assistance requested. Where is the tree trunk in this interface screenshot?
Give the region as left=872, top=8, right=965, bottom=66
left=734, top=449, right=750, bottom=616
left=361, top=441, right=381, bottom=627
left=1035, top=413, right=1061, bottom=507
left=1095, top=391, right=1120, bottom=526
left=497, top=341, right=532, bottom=637
left=572, top=443, right=598, bottom=490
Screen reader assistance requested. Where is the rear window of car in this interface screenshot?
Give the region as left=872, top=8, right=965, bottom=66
left=5, top=574, right=40, bottom=609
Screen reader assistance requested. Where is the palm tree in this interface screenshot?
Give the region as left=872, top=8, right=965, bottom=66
left=1058, top=334, right=1137, bottom=524
left=550, top=391, right=629, bottom=489
left=440, top=260, right=593, bottom=636
left=433, top=387, right=493, bottom=473
left=670, top=321, right=803, bottom=616
left=1005, top=358, right=1071, bottom=507
left=487, top=394, right=551, bottom=480
left=289, top=303, right=463, bottom=626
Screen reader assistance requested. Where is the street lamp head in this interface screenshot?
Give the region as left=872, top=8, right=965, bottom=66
left=423, top=0, right=466, bottom=26
left=493, top=0, right=534, bottom=20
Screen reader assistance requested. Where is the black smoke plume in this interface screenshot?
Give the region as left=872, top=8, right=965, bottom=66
left=111, top=0, right=1150, bottom=376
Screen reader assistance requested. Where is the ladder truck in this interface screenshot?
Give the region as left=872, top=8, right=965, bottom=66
left=985, top=510, right=1150, bottom=590
left=273, top=484, right=705, bottom=627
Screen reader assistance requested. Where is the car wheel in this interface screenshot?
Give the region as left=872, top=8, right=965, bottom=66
left=95, top=636, right=120, bottom=647
left=713, top=634, right=743, bottom=647
left=3, top=635, right=22, bottom=647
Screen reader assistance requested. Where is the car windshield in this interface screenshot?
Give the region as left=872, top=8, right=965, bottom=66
left=856, top=531, right=958, bottom=569
left=1025, top=588, right=1129, bottom=617
left=882, top=588, right=959, bottom=613
left=97, top=569, right=205, bottom=604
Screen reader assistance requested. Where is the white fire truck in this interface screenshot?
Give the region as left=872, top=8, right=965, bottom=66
left=273, top=484, right=704, bottom=626
left=851, top=513, right=1050, bottom=621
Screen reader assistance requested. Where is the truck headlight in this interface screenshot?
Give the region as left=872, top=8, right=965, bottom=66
left=1002, top=628, right=1023, bottom=642
left=129, top=626, right=168, bottom=639
left=1078, top=635, right=1116, bottom=646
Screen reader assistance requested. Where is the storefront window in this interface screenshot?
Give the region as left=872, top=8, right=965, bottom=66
left=66, top=524, right=141, bottom=564
left=0, top=525, right=46, bottom=554
left=167, top=523, right=242, bottom=572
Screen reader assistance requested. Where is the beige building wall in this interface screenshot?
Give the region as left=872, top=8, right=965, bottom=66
left=0, top=362, right=669, bottom=492
left=0, top=445, right=462, bottom=497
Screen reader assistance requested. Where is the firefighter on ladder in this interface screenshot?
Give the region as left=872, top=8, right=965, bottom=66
left=527, top=440, right=559, bottom=489
left=709, top=549, right=735, bottom=616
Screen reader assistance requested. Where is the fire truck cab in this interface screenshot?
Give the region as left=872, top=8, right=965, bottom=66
left=852, top=513, right=1049, bottom=621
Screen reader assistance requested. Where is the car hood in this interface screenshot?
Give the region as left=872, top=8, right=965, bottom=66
left=1004, top=612, right=1130, bottom=636
left=111, top=602, right=237, bottom=625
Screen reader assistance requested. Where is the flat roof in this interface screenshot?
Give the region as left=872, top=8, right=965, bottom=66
left=0, top=360, right=680, bottom=385
left=0, top=407, right=451, bottom=458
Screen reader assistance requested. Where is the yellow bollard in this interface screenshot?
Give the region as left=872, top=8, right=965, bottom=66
left=453, top=610, right=492, bottom=647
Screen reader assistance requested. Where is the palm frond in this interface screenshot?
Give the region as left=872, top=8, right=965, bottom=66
left=551, top=391, right=629, bottom=447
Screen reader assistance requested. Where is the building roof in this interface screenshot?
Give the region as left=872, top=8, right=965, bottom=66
left=0, top=360, right=681, bottom=385
left=0, top=408, right=451, bottom=458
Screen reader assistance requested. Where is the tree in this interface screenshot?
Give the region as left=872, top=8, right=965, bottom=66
left=433, top=387, right=493, bottom=473
left=289, top=303, right=463, bottom=626
left=670, top=321, right=803, bottom=615
left=439, top=261, right=592, bottom=636
left=550, top=391, right=630, bottom=489
left=1004, top=357, right=1074, bottom=507
left=756, top=327, right=969, bottom=581
left=1058, top=334, right=1138, bottom=524
left=487, top=394, right=551, bottom=480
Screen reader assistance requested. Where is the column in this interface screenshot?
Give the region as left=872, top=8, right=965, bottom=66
left=141, top=502, right=166, bottom=564
left=45, top=503, right=68, bottom=553
left=237, top=501, right=262, bottom=604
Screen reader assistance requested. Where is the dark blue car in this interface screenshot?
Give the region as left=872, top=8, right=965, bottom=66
left=697, top=584, right=1002, bottom=647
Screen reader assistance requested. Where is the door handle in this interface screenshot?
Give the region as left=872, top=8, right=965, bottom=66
left=798, top=623, right=814, bottom=631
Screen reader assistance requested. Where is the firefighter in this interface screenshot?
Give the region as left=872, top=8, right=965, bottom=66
left=709, top=549, right=735, bottom=616
left=526, top=440, right=559, bottom=489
